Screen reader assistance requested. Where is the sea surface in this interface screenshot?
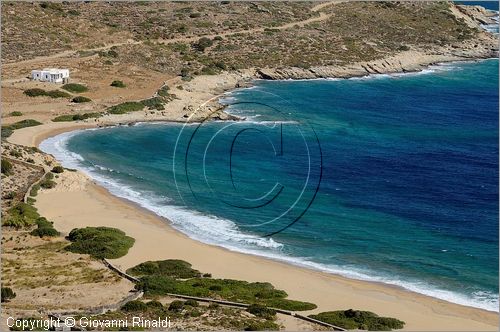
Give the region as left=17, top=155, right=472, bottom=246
left=41, top=59, right=499, bottom=312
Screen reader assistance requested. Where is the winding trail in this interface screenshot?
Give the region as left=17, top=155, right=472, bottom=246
left=2, top=1, right=339, bottom=70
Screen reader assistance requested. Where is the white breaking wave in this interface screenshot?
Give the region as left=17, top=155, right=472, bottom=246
left=40, top=118, right=499, bottom=313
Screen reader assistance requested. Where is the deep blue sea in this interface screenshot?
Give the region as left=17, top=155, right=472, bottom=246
left=41, top=59, right=499, bottom=311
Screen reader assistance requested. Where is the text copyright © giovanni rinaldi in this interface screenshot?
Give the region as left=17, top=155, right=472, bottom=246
left=7, top=316, right=172, bottom=330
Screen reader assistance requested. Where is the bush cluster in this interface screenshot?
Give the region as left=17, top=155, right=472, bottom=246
left=247, top=304, right=276, bottom=320
left=1, top=287, right=16, bottom=302
left=24, top=89, right=70, bottom=98
left=30, top=217, right=60, bottom=238
left=110, top=80, right=126, bottom=88
left=2, top=119, right=42, bottom=138
left=53, top=112, right=101, bottom=122
left=10, top=111, right=23, bottom=117
left=134, top=275, right=316, bottom=311
left=309, top=309, right=405, bottom=331
left=65, top=227, right=135, bottom=259
left=39, top=173, right=56, bottom=189
left=62, top=83, right=88, bottom=93
left=193, top=37, right=213, bottom=52
left=127, top=259, right=202, bottom=279
left=71, top=96, right=92, bottom=103
left=51, top=166, right=64, bottom=173
left=107, top=102, right=143, bottom=114
left=1, top=159, right=13, bottom=175
left=3, top=202, right=40, bottom=228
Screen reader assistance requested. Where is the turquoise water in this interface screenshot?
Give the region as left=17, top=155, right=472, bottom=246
left=41, top=59, right=499, bottom=311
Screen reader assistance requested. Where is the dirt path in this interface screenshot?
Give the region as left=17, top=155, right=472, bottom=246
left=2, top=1, right=338, bottom=71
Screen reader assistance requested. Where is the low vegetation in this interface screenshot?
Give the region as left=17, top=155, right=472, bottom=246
left=106, top=96, right=168, bottom=114
left=2, top=119, right=42, bottom=139
left=30, top=217, right=60, bottom=238
left=9, top=111, right=23, bottom=117
left=1, top=287, right=16, bottom=302
left=24, top=88, right=70, bottom=98
left=3, top=202, right=41, bottom=228
left=110, top=80, right=126, bottom=88
left=88, top=298, right=279, bottom=331
left=107, top=101, right=144, bottom=114
left=309, top=309, right=405, bottom=331
left=71, top=96, right=92, bottom=103
left=51, top=166, right=64, bottom=173
left=127, top=259, right=202, bottom=279
left=1, top=159, right=13, bottom=175
left=65, top=227, right=135, bottom=259
left=53, top=112, right=101, bottom=122
left=39, top=172, right=56, bottom=189
left=134, top=270, right=316, bottom=311
left=62, top=83, right=88, bottom=93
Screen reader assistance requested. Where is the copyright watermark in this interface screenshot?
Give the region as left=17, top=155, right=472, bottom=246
left=6, top=316, right=173, bottom=330
left=173, top=95, right=323, bottom=237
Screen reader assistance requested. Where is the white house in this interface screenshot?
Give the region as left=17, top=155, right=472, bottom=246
left=31, top=68, right=70, bottom=83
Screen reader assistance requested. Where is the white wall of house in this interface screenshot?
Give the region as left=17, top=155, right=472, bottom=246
left=31, top=68, right=69, bottom=83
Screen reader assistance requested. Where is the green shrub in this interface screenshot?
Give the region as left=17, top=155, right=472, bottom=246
left=2, top=127, right=13, bottom=139
left=3, top=202, right=40, bottom=228
left=71, top=96, right=92, bottom=103
left=51, top=166, right=64, bottom=173
left=127, top=259, right=201, bottom=279
left=135, top=276, right=316, bottom=311
left=309, top=310, right=405, bottom=331
left=53, top=112, right=101, bottom=122
left=157, top=86, right=170, bottom=97
left=193, top=37, right=213, bottom=52
left=1, top=287, right=16, bottom=302
left=2, top=119, right=42, bottom=139
left=62, top=83, right=88, bottom=93
left=10, top=111, right=23, bottom=117
left=65, top=226, right=135, bottom=259
left=24, top=88, right=47, bottom=97
left=39, top=177, right=56, bottom=189
left=122, top=300, right=148, bottom=312
left=25, top=88, right=70, bottom=98
left=146, top=300, right=164, bottom=308
left=9, top=150, right=22, bottom=158
left=107, top=102, right=144, bottom=114
left=45, top=90, right=71, bottom=98
left=140, top=97, right=165, bottom=111
left=168, top=300, right=184, bottom=312
left=68, top=9, right=80, bottom=15
left=30, top=217, right=59, bottom=238
left=247, top=304, right=276, bottom=320
left=184, top=299, right=198, bottom=307
left=30, top=184, right=40, bottom=197
left=1, top=159, right=13, bottom=175
left=201, top=66, right=218, bottom=75
left=189, top=12, right=201, bottom=18
left=244, top=320, right=279, bottom=331
left=110, top=80, right=126, bottom=88
left=3, top=191, right=15, bottom=200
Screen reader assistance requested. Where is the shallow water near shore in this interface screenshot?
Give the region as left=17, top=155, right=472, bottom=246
left=41, top=59, right=499, bottom=312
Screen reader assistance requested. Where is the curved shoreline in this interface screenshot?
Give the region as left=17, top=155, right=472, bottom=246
left=38, top=116, right=499, bottom=314
left=31, top=129, right=499, bottom=330
left=6, top=58, right=499, bottom=330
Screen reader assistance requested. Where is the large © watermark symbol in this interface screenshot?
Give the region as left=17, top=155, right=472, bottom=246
left=173, top=93, right=322, bottom=237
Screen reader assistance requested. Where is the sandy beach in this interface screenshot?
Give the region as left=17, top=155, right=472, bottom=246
left=5, top=113, right=495, bottom=331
